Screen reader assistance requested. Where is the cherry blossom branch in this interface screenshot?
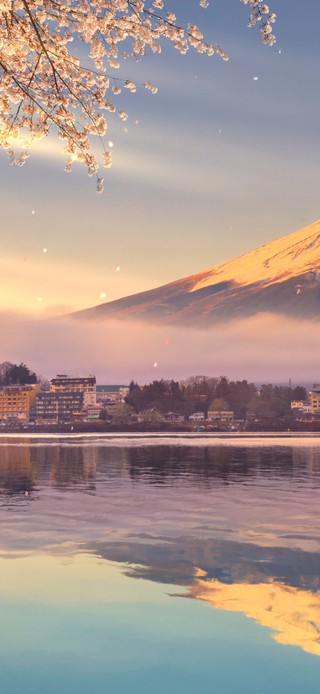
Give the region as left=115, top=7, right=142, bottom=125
left=0, top=0, right=277, bottom=192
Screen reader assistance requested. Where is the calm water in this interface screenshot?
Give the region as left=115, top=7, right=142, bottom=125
left=1, top=434, right=320, bottom=693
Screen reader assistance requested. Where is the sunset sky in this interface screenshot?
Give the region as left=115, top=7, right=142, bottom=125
left=1, top=0, right=319, bottom=318
left=1, top=1, right=320, bottom=382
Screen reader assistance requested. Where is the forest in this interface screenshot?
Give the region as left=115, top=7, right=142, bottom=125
left=125, top=376, right=307, bottom=420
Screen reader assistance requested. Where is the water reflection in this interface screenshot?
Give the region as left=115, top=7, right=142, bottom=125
left=1, top=438, right=320, bottom=659
left=89, top=536, right=320, bottom=590
left=0, top=444, right=35, bottom=495
left=0, top=444, right=99, bottom=495
left=2, top=440, right=320, bottom=494
left=189, top=577, right=320, bottom=657
left=87, top=533, right=320, bottom=656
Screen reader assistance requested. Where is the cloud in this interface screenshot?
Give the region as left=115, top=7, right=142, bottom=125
left=0, top=311, right=318, bottom=385
left=42, top=304, right=75, bottom=318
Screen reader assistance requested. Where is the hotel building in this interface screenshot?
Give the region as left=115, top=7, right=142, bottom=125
left=35, top=391, right=84, bottom=425
left=0, top=384, right=40, bottom=422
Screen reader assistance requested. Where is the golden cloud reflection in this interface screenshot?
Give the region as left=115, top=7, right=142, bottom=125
left=188, top=575, right=320, bottom=657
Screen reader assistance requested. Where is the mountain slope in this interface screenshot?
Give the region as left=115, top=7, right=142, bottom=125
left=73, top=220, right=320, bottom=327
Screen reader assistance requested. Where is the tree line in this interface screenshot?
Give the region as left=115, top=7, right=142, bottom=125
left=0, top=362, right=308, bottom=421
left=125, top=376, right=307, bottom=420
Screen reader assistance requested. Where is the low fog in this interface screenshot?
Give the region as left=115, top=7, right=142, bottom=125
left=0, top=312, right=317, bottom=385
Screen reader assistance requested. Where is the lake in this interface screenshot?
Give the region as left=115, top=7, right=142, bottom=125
left=1, top=433, right=320, bottom=693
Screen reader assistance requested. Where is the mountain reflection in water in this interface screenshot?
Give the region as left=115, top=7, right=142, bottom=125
left=1, top=437, right=320, bottom=658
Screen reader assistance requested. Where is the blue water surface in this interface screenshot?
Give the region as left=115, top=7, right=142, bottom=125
left=1, top=435, right=320, bottom=693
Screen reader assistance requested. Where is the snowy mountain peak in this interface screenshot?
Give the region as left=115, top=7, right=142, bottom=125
left=190, top=220, right=320, bottom=293
left=73, top=220, right=320, bottom=326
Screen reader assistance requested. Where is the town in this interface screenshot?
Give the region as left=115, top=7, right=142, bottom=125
left=0, top=362, right=320, bottom=432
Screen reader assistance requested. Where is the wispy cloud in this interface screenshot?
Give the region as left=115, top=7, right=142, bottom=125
left=0, top=311, right=318, bottom=384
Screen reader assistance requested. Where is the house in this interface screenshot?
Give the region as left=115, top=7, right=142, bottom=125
left=291, top=400, right=312, bottom=415
left=189, top=411, right=205, bottom=421
left=291, top=400, right=306, bottom=410
left=207, top=410, right=234, bottom=422
left=163, top=412, right=185, bottom=423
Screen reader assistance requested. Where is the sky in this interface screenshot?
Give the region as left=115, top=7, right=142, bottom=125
left=1, top=0, right=320, bottom=382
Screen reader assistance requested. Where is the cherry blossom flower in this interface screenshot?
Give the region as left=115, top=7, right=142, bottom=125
left=0, top=0, right=276, bottom=191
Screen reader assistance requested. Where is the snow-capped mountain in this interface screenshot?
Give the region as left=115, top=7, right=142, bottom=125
left=73, top=220, right=320, bottom=326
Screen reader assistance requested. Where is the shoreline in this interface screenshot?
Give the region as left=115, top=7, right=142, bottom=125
left=1, top=419, right=320, bottom=436
left=1, top=430, right=320, bottom=447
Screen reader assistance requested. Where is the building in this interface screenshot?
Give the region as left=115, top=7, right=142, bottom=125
left=207, top=410, right=235, bottom=422
left=291, top=400, right=306, bottom=410
left=189, top=412, right=205, bottom=422
left=36, top=375, right=99, bottom=424
left=84, top=402, right=105, bottom=421
left=0, top=384, right=40, bottom=423
left=291, top=400, right=312, bottom=415
left=163, top=412, right=186, bottom=423
left=50, top=375, right=96, bottom=400
left=35, top=392, right=58, bottom=424
left=96, top=385, right=129, bottom=405
left=310, top=386, right=320, bottom=414
left=36, top=391, right=84, bottom=425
